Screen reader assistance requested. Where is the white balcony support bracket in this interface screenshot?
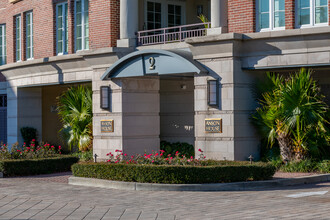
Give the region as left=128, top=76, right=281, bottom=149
left=118, top=0, right=139, bottom=47
left=209, top=0, right=228, bottom=35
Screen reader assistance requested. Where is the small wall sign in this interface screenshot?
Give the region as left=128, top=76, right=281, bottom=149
left=101, top=120, right=114, bottom=133
left=205, top=118, right=222, bottom=133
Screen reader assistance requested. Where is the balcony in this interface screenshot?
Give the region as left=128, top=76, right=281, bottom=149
left=137, top=23, right=211, bottom=46
left=118, top=0, right=227, bottom=48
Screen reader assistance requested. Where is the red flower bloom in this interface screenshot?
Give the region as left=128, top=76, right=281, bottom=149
left=198, top=148, right=203, bottom=152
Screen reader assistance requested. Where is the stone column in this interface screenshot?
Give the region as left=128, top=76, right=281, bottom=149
left=117, top=0, right=139, bottom=47
left=209, top=0, right=228, bottom=35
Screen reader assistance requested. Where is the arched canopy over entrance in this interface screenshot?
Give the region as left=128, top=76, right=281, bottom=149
left=101, top=49, right=208, bottom=80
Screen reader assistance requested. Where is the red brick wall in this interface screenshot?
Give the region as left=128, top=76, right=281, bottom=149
left=286, top=0, right=295, bottom=29
left=90, top=0, right=120, bottom=49
left=0, top=0, right=55, bottom=64
left=0, top=0, right=120, bottom=65
left=228, top=0, right=255, bottom=33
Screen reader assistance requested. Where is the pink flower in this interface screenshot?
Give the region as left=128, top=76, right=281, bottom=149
left=131, top=156, right=134, bottom=159
left=175, top=151, right=179, bottom=154
left=58, top=146, right=62, bottom=150
left=126, top=162, right=129, bottom=164
left=155, top=153, right=159, bottom=156
left=152, top=160, right=154, bottom=163
left=170, top=157, right=173, bottom=160
left=191, top=156, right=194, bottom=159
left=198, top=148, right=203, bottom=152
left=115, top=161, right=118, bottom=163
left=124, top=154, right=127, bottom=156
left=32, top=139, right=35, bottom=142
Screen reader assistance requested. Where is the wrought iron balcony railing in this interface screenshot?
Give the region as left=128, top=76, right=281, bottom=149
left=137, top=22, right=211, bottom=46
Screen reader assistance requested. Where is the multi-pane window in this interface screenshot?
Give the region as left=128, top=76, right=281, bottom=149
left=256, top=0, right=285, bottom=31
left=297, top=0, right=328, bottom=27
left=26, top=11, right=33, bottom=60
left=15, top=15, right=21, bottom=62
left=56, top=2, right=68, bottom=55
left=75, top=0, right=89, bottom=51
left=0, top=25, right=6, bottom=66
left=147, top=1, right=162, bottom=30
left=168, top=4, right=182, bottom=27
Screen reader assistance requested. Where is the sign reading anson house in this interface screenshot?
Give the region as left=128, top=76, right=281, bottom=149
left=205, top=118, right=222, bottom=133
left=101, top=120, right=114, bottom=133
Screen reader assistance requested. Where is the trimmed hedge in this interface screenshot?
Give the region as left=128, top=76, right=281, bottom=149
left=72, top=162, right=276, bottom=184
left=0, top=156, right=79, bottom=177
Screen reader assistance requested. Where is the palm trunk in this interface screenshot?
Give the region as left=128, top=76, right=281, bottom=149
left=277, top=132, right=293, bottom=161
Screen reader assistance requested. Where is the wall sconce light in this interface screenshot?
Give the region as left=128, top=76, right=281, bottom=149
left=100, top=86, right=110, bottom=109
left=208, top=80, right=219, bottom=107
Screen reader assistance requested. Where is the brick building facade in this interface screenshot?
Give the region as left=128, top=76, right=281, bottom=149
left=0, top=0, right=329, bottom=161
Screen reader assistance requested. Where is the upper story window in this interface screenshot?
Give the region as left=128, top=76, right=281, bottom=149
left=56, top=2, right=68, bottom=55
left=296, top=0, right=328, bottom=27
left=0, top=25, right=6, bottom=66
left=75, top=0, right=89, bottom=51
left=26, top=11, right=33, bottom=60
left=256, top=0, right=285, bottom=31
left=144, top=0, right=185, bottom=30
left=15, top=15, right=21, bottom=62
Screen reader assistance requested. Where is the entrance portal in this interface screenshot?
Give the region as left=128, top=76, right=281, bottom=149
left=95, top=49, right=207, bottom=159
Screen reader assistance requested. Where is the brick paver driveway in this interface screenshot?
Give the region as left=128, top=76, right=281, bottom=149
left=0, top=173, right=329, bottom=219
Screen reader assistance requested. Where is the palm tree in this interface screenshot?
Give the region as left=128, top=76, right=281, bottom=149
left=57, top=85, right=93, bottom=151
left=252, top=69, right=329, bottom=161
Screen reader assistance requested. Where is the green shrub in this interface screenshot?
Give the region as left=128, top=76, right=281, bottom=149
left=72, top=151, right=93, bottom=162
left=72, top=162, right=276, bottom=184
left=160, top=141, right=194, bottom=158
left=278, top=159, right=330, bottom=173
left=20, top=127, right=37, bottom=145
left=0, top=156, right=79, bottom=177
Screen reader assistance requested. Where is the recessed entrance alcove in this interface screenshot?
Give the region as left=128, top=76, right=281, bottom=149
left=159, top=76, right=194, bottom=145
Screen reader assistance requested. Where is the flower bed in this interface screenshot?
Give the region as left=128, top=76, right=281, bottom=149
left=72, top=149, right=276, bottom=184
left=0, top=140, right=62, bottom=160
left=0, top=156, right=79, bottom=177
left=0, top=141, right=79, bottom=177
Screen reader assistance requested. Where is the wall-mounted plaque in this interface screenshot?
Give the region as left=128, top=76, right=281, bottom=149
left=101, top=120, right=114, bottom=133
left=205, top=118, right=222, bottom=133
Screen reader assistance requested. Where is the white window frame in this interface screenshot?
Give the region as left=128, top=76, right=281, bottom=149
left=0, top=24, right=6, bottom=66
left=26, top=11, right=33, bottom=60
left=15, top=15, right=22, bottom=62
left=296, top=0, right=329, bottom=28
left=256, top=0, right=286, bottom=32
left=74, top=0, right=89, bottom=52
left=143, top=0, right=186, bottom=30
left=56, top=2, right=68, bottom=55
